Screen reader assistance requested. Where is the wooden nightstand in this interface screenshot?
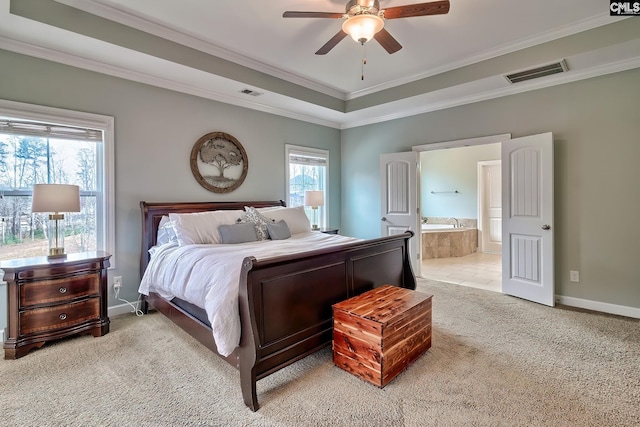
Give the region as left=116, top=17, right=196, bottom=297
left=1, top=251, right=111, bottom=359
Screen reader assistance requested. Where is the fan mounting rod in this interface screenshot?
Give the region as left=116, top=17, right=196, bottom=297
left=345, top=0, right=381, bottom=16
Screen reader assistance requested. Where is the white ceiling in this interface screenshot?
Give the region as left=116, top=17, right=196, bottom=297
left=93, top=0, right=611, bottom=94
left=1, top=0, right=638, bottom=128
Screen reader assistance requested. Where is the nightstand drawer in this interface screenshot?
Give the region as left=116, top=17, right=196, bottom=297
left=2, top=251, right=111, bottom=359
left=19, top=298, right=100, bottom=335
left=20, top=273, right=100, bottom=308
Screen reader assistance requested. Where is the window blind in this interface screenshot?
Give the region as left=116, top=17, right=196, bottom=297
left=289, top=152, right=327, bottom=166
left=0, top=119, right=103, bottom=141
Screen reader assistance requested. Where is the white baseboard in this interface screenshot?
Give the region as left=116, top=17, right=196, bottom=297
left=0, top=328, right=4, bottom=343
left=556, top=295, right=640, bottom=319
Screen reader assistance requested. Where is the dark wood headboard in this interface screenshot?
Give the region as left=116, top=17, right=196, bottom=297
left=139, top=200, right=286, bottom=276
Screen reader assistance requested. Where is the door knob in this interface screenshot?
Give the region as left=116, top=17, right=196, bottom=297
left=542, top=224, right=551, bottom=230
left=381, top=217, right=387, bottom=222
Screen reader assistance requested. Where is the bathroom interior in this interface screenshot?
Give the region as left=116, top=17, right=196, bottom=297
left=420, top=143, right=502, bottom=292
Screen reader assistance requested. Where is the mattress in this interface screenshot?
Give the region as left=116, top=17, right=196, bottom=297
left=138, top=231, right=360, bottom=356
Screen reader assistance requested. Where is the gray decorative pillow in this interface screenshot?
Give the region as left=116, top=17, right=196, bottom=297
left=218, top=223, right=258, bottom=244
left=241, top=206, right=275, bottom=241
left=266, top=220, right=291, bottom=240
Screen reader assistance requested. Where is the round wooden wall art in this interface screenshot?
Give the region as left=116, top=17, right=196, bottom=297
left=190, top=132, right=248, bottom=193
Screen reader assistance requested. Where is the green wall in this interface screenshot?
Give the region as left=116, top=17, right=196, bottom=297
left=421, top=144, right=501, bottom=219
left=0, top=49, right=342, bottom=306
left=342, top=68, right=640, bottom=309
left=1, top=48, right=639, bottom=314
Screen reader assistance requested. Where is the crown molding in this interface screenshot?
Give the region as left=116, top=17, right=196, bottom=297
left=35, top=2, right=635, bottom=108
left=0, top=36, right=343, bottom=129
left=4, top=31, right=638, bottom=131
left=341, top=55, right=640, bottom=129
left=54, top=0, right=348, bottom=101
left=347, top=14, right=627, bottom=100
left=5, top=33, right=638, bottom=131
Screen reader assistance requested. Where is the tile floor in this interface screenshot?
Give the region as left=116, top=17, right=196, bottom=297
left=420, top=251, right=502, bottom=293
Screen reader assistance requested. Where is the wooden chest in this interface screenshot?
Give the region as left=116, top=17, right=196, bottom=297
left=332, top=285, right=432, bottom=387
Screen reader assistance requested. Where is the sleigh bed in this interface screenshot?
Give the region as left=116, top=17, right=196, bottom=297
left=139, top=200, right=416, bottom=411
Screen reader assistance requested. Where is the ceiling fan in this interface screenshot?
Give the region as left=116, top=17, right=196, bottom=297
left=283, top=0, right=450, bottom=55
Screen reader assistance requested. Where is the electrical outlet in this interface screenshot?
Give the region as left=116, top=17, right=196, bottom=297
left=113, top=276, right=122, bottom=290
left=570, top=270, right=579, bottom=282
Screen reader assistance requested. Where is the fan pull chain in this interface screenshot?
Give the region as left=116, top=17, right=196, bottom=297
left=361, top=42, right=367, bottom=81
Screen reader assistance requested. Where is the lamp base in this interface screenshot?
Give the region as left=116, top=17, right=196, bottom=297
left=312, top=225, right=320, bottom=231
left=47, top=216, right=67, bottom=259
left=48, top=248, right=67, bottom=259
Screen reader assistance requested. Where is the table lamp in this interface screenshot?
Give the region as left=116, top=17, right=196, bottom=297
left=32, top=184, right=80, bottom=258
left=304, top=190, right=324, bottom=231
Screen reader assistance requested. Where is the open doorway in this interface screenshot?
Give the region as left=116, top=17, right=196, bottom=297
left=421, top=252, right=502, bottom=292
left=415, top=135, right=508, bottom=293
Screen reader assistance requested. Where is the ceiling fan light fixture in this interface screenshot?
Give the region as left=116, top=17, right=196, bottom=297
left=342, top=14, right=384, bottom=44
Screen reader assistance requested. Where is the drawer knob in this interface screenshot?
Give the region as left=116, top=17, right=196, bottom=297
left=59, top=287, right=67, bottom=294
left=59, top=313, right=67, bottom=320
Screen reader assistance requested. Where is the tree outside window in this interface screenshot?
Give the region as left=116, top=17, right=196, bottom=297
left=0, top=132, right=100, bottom=260
left=286, top=145, right=328, bottom=228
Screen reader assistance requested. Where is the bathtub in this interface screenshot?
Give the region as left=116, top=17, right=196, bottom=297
left=421, top=225, right=478, bottom=259
left=421, top=223, right=455, bottom=230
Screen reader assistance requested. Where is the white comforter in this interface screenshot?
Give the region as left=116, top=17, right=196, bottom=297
left=138, top=231, right=360, bottom=356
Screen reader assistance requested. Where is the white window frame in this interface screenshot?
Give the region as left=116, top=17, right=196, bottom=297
left=0, top=99, right=115, bottom=267
left=285, top=144, right=329, bottom=228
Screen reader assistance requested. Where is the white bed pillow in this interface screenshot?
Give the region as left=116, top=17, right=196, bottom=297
left=262, top=206, right=311, bottom=235
left=156, top=215, right=177, bottom=246
left=254, top=205, right=283, bottom=212
left=169, top=210, right=244, bottom=246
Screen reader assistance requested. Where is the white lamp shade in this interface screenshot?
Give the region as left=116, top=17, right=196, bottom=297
left=342, top=14, right=384, bottom=43
left=32, top=184, right=81, bottom=213
left=304, top=190, right=324, bottom=207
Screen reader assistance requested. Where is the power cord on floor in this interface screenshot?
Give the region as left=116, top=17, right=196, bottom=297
left=114, top=282, right=145, bottom=317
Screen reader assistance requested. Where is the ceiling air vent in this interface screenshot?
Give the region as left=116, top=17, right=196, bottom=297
left=239, top=88, right=263, bottom=97
left=504, top=60, right=568, bottom=84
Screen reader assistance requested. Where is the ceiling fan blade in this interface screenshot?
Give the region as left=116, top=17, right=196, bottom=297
left=315, top=30, right=348, bottom=55
left=374, top=28, right=402, bottom=54
left=283, top=11, right=344, bottom=19
left=382, top=0, right=450, bottom=19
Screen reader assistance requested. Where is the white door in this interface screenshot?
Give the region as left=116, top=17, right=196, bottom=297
left=478, top=160, right=502, bottom=253
left=380, top=151, right=420, bottom=277
left=502, top=132, right=554, bottom=306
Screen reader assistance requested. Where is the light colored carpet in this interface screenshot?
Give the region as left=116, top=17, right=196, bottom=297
left=1, top=279, right=638, bottom=426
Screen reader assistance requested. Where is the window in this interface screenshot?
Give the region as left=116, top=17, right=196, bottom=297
left=285, top=145, right=329, bottom=229
left=0, top=100, right=114, bottom=262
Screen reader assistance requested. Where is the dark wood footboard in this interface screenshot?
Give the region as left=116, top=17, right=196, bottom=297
left=236, top=232, right=415, bottom=410
left=139, top=201, right=415, bottom=411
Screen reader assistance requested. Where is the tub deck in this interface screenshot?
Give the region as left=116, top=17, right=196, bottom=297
left=421, top=227, right=477, bottom=259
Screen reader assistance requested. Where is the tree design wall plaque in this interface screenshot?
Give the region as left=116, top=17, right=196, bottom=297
left=190, top=132, right=248, bottom=193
